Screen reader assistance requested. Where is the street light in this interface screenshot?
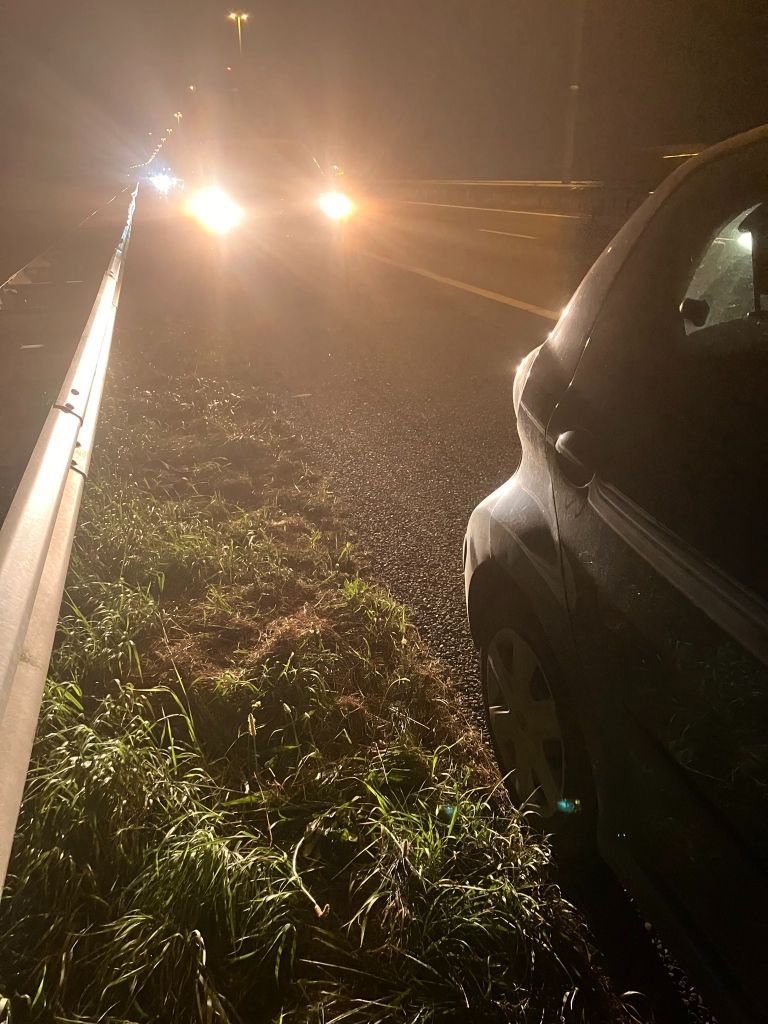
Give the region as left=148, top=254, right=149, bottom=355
left=561, top=0, right=588, bottom=183
left=173, top=111, right=182, bottom=124
left=228, top=11, right=249, bottom=56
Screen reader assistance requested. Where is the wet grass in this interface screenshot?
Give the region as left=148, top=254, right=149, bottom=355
left=0, top=328, right=638, bottom=1023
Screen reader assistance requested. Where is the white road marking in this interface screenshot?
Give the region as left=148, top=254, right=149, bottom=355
left=20, top=344, right=44, bottom=350
left=411, top=178, right=598, bottom=187
left=479, top=228, right=537, bottom=240
left=390, top=198, right=584, bottom=220
left=360, top=250, right=559, bottom=320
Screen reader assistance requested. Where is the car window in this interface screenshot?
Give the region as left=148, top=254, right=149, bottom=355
left=563, top=148, right=768, bottom=597
left=684, top=205, right=757, bottom=334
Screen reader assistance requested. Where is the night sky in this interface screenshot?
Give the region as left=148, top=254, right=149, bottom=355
left=1, top=0, right=767, bottom=184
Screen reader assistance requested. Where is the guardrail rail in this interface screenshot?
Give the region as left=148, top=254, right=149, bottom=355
left=0, top=185, right=138, bottom=889
left=365, top=178, right=647, bottom=223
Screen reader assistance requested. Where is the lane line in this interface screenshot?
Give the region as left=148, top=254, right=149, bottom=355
left=360, top=250, right=559, bottom=320
left=388, top=198, right=585, bottom=221
left=387, top=178, right=600, bottom=187
left=479, top=227, right=537, bottom=240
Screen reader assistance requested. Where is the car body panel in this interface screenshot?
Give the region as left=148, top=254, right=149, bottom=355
left=465, top=123, right=768, bottom=1024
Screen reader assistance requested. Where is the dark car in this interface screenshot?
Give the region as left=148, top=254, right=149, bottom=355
left=464, top=124, right=768, bottom=1024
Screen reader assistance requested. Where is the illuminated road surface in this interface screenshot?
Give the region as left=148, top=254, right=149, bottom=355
left=1, top=186, right=603, bottom=689
left=118, top=189, right=605, bottom=713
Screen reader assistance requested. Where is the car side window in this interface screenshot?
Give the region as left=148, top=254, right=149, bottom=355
left=683, top=206, right=757, bottom=334
left=565, top=153, right=768, bottom=598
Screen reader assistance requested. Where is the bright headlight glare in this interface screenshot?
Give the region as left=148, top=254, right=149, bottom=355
left=318, top=191, right=354, bottom=220
left=150, top=173, right=173, bottom=194
left=187, top=187, right=243, bottom=234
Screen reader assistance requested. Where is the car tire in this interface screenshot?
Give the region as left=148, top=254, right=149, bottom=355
left=482, top=619, right=691, bottom=1019
left=481, top=620, right=597, bottom=860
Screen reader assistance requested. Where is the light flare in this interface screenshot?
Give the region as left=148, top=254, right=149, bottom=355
left=150, top=173, right=173, bottom=194
left=187, top=187, right=243, bottom=234
left=318, top=191, right=354, bottom=221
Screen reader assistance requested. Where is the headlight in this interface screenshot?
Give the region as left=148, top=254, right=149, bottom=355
left=318, top=191, right=354, bottom=221
left=186, top=187, right=243, bottom=234
left=150, top=173, right=174, bottom=194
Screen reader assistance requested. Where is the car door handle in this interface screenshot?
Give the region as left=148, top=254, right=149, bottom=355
left=554, top=429, right=597, bottom=486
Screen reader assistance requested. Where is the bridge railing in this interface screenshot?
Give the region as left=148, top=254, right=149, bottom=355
left=0, top=186, right=138, bottom=890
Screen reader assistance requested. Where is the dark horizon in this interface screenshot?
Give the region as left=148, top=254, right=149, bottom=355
left=2, top=0, right=767, bottom=184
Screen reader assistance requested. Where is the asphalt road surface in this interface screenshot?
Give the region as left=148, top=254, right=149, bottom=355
left=121, top=189, right=577, bottom=726
left=0, top=184, right=595, bottom=738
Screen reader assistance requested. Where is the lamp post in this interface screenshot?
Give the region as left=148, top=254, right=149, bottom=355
left=561, top=0, right=588, bottom=183
left=173, top=111, right=182, bottom=125
left=228, top=11, right=249, bottom=56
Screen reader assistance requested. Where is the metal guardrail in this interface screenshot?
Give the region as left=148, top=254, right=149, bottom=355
left=0, top=184, right=138, bottom=889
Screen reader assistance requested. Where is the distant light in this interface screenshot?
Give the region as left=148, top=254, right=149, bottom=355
left=557, top=797, right=581, bottom=815
left=225, top=65, right=233, bottom=71
left=150, top=173, right=173, bottom=194
left=738, top=231, right=753, bottom=251
left=187, top=187, right=242, bottom=234
left=318, top=192, right=354, bottom=220
left=189, top=84, right=196, bottom=91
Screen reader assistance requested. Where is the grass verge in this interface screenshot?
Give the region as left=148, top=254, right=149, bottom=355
left=0, top=326, right=634, bottom=1023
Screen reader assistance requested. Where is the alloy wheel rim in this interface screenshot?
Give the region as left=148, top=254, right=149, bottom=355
left=486, top=629, right=565, bottom=817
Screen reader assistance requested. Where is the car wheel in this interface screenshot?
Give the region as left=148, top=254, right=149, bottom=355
left=482, top=625, right=596, bottom=854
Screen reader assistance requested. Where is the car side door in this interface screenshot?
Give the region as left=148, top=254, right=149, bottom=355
left=547, top=143, right=768, bottom=1022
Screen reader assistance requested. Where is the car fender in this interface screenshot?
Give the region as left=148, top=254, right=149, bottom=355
left=465, top=468, right=567, bottom=656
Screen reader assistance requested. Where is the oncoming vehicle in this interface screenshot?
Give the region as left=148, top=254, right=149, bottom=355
left=149, top=136, right=354, bottom=239
left=464, top=124, right=768, bottom=1024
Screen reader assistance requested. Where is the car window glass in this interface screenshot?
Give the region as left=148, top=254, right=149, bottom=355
left=566, top=157, right=768, bottom=597
left=684, top=205, right=758, bottom=334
